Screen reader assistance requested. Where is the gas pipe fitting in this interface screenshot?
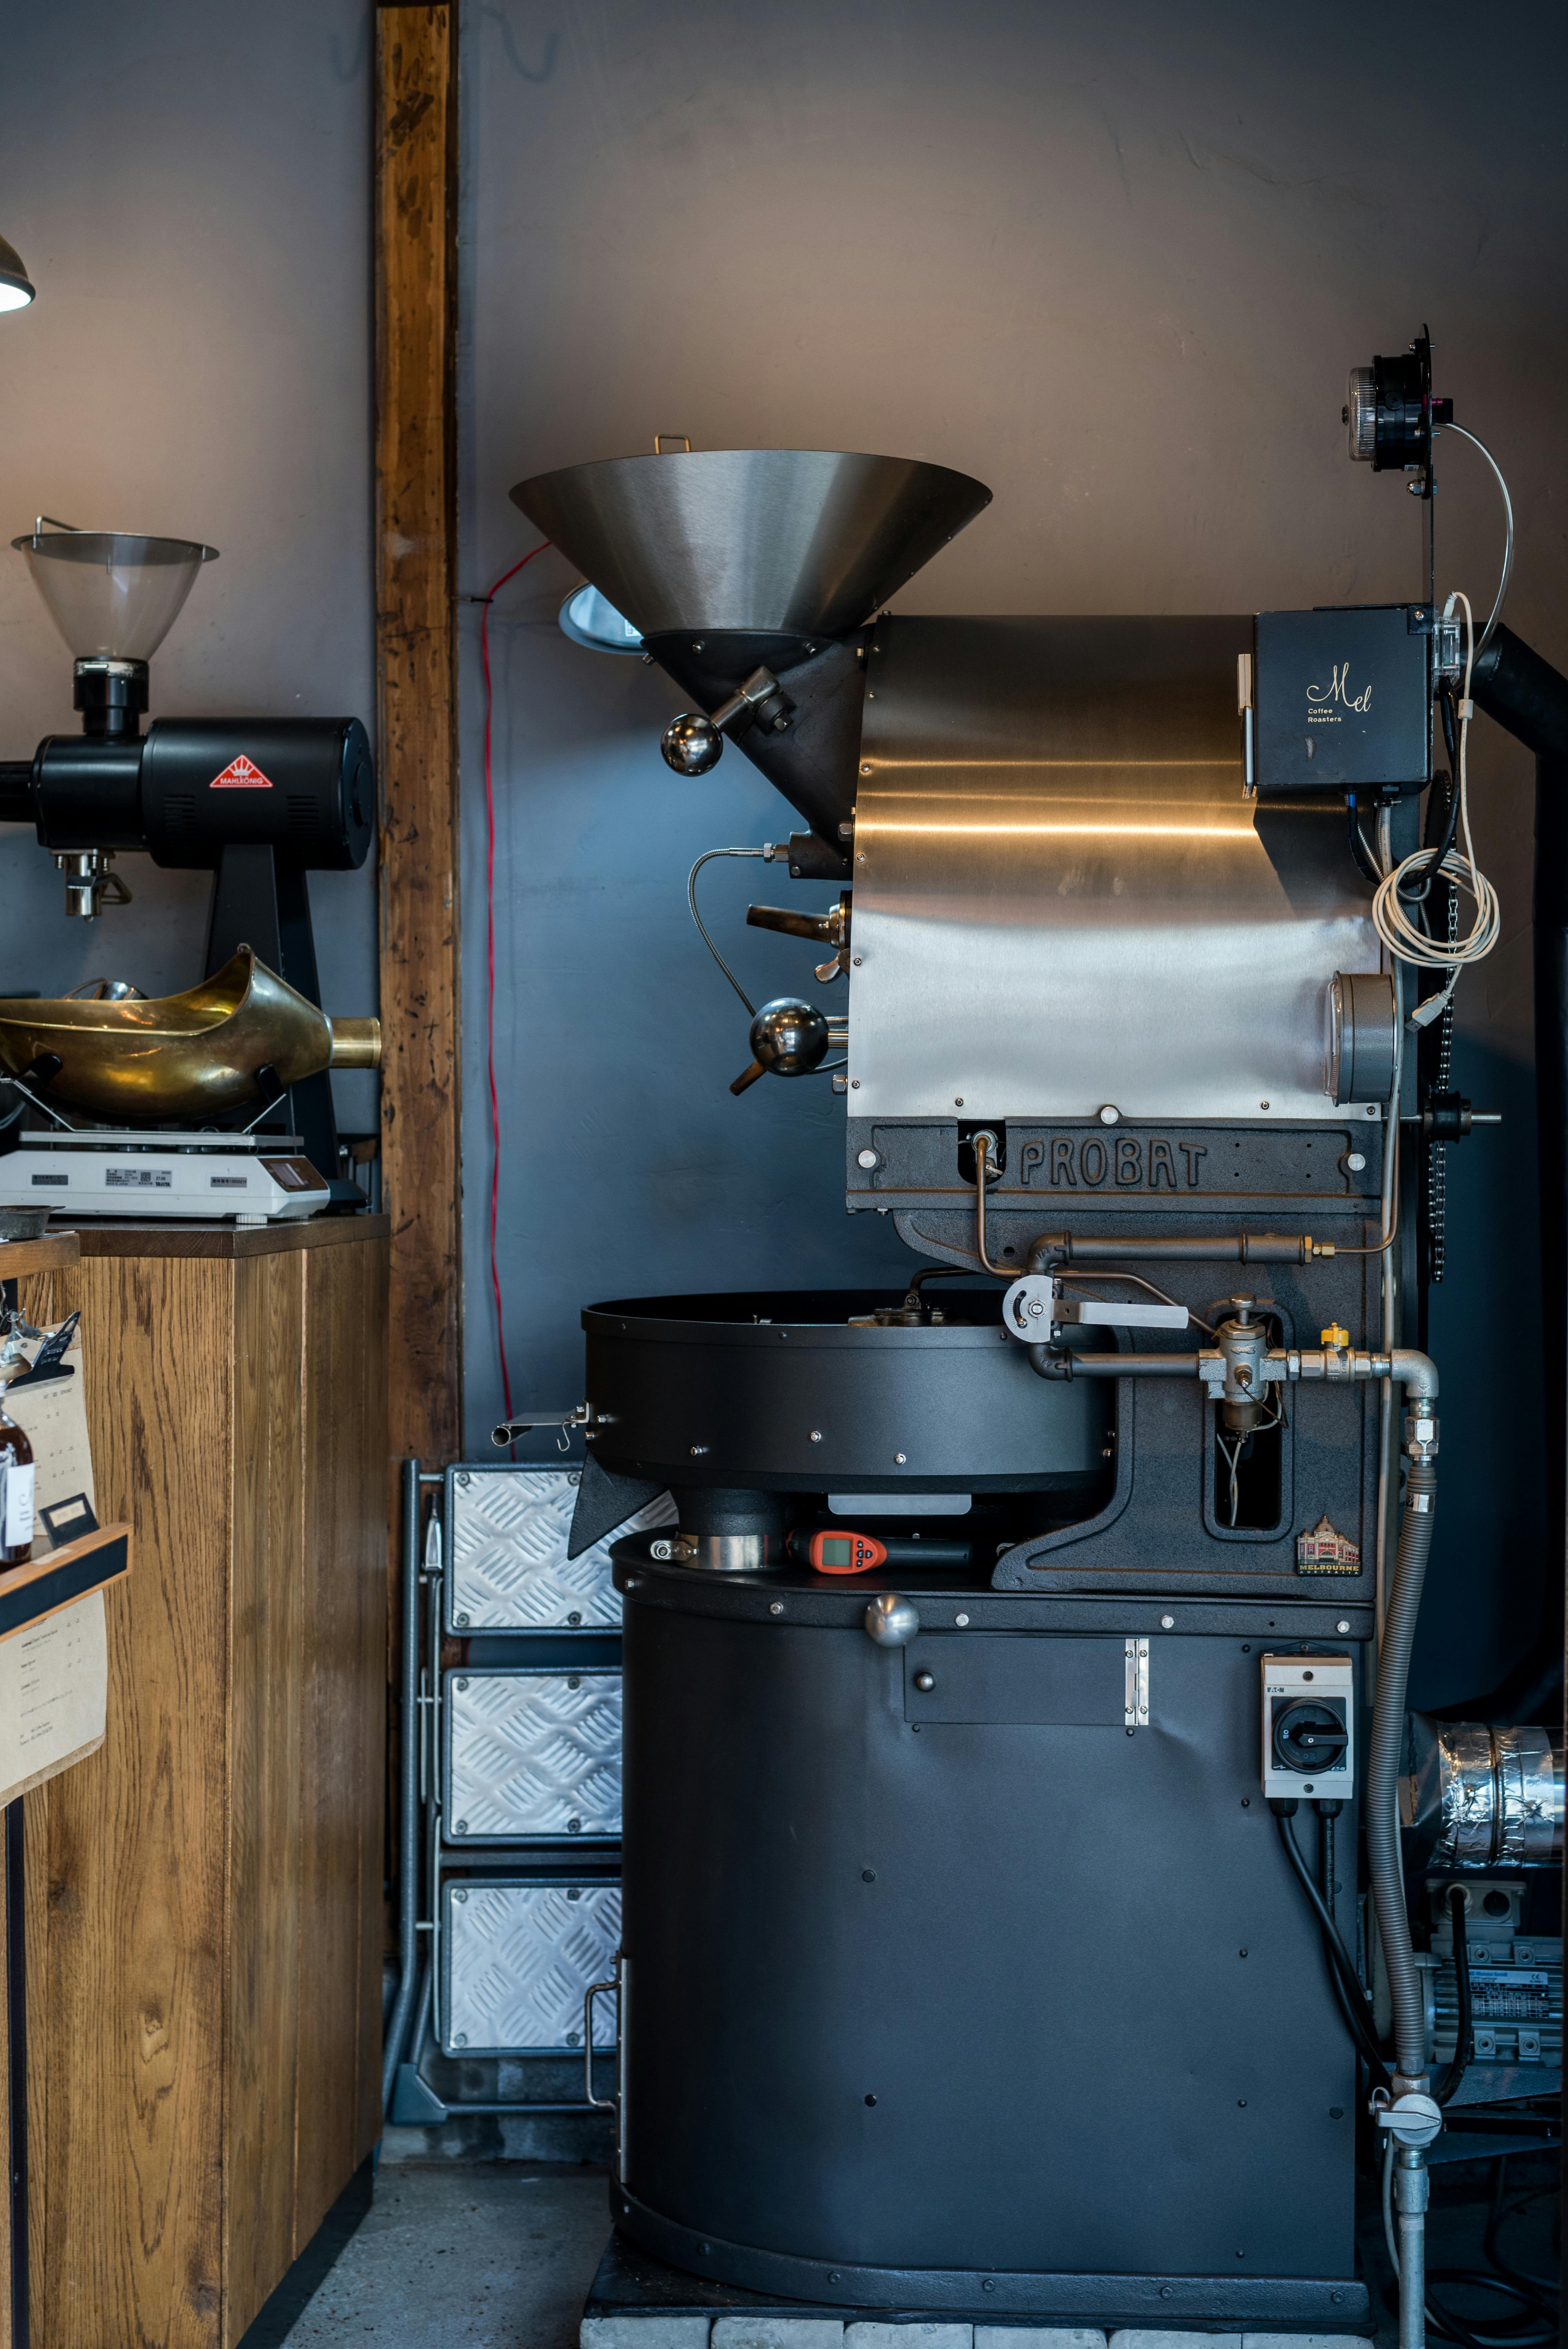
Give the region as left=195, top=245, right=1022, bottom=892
left=1372, top=2088, right=1442, bottom=2148
left=1403, top=1408, right=1440, bottom=1464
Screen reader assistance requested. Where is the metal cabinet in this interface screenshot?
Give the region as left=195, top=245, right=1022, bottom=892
left=389, top=1463, right=672, bottom=2112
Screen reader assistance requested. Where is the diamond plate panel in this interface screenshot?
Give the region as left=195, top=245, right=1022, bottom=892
left=445, top=1670, right=622, bottom=1839
left=442, top=1880, right=621, bottom=2054
left=445, top=1467, right=676, bottom=1631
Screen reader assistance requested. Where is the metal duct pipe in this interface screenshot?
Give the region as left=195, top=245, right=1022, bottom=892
left=1470, top=628, right=1568, bottom=1717
left=1531, top=748, right=1568, bottom=1694
left=1404, top=1715, right=1564, bottom=1869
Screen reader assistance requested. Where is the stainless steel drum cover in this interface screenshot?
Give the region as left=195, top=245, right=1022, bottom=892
left=850, top=617, right=1381, bottom=1122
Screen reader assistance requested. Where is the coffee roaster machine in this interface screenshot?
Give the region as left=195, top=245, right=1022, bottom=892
left=499, top=335, right=1566, bottom=2342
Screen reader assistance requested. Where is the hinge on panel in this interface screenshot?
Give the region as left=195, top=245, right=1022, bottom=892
left=1124, top=1636, right=1150, bottom=1734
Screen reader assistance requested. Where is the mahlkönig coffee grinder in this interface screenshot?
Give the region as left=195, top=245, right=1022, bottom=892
left=0, top=523, right=376, bottom=1202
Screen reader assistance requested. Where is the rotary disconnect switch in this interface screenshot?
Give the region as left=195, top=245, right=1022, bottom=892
left=1261, top=1653, right=1355, bottom=1800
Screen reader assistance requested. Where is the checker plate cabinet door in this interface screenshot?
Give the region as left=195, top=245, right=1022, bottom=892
left=442, top=1878, right=622, bottom=2054
left=445, top=1466, right=675, bottom=1631
left=444, top=1668, right=623, bottom=1841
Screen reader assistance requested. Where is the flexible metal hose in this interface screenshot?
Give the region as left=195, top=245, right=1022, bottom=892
left=1368, top=1455, right=1438, bottom=2082
left=1376, top=1447, right=1440, bottom=2349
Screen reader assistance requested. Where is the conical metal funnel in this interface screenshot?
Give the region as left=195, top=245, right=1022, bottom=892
left=12, top=527, right=219, bottom=661
left=511, top=449, right=990, bottom=639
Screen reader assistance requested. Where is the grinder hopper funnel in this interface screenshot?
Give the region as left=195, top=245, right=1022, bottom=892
left=511, top=448, right=991, bottom=641
left=12, top=526, right=219, bottom=661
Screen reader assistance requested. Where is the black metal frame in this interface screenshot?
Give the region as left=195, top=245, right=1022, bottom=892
left=382, top=1459, right=618, bottom=2129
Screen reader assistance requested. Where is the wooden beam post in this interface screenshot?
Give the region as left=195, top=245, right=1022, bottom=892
left=375, top=3, right=461, bottom=1464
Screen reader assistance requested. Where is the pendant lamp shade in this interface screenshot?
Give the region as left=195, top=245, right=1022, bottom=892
left=0, top=232, right=35, bottom=312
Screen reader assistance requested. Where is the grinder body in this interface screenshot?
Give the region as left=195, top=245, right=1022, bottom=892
left=0, top=715, right=375, bottom=1197
left=1, top=714, right=374, bottom=867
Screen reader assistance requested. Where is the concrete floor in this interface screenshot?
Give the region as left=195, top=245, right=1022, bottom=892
left=273, top=2165, right=611, bottom=2349
left=258, top=2154, right=1557, bottom=2349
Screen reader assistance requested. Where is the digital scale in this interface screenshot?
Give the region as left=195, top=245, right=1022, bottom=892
left=0, top=1130, right=331, bottom=1221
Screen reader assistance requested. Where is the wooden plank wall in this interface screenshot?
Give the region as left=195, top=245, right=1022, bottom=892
left=225, top=1251, right=305, bottom=2331
left=297, top=1237, right=389, bottom=2243
left=29, top=1256, right=233, bottom=2349
left=375, top=1, right=463, bottom=1468
left=0, top=1237, right=387, bottom=2349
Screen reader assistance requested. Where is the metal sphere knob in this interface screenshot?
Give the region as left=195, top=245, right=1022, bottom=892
left=730, top=998, right=830, bottom=1096
left=751, top=997, right=829, bottom=1076
left=661, top=712, right=723, bottom=775
left=864, top=1593, right=920, bottom=1647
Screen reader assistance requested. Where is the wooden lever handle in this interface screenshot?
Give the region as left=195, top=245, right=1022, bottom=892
left=746, top=904, right=836, bottom=943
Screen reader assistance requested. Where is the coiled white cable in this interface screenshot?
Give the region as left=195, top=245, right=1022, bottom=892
left=1370, top=589, right=1501, bottom=1032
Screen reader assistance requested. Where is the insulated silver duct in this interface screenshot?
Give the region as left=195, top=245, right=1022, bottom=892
left=1404, top=1714, right=1563, bottom=1868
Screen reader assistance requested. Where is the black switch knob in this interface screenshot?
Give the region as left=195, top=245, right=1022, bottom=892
left=1273, top=1699, right=1349, bottom=1773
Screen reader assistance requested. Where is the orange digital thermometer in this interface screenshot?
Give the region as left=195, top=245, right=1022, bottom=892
left=805, top=1529, right=887, bottom=1575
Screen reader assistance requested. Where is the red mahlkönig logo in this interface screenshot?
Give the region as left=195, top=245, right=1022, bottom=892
left=210, top=754, right=274, bottom=790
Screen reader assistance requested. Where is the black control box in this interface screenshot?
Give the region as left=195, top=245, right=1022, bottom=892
left=1251, top=603, right=1433, bottom=801
left=1260, top=1653, right=1355, bottom=1800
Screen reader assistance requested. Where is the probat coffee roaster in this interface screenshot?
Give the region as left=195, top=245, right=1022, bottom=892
left=493, top=345, right=1568, bottom=2344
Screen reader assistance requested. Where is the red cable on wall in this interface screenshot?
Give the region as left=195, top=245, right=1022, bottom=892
left=480, top=539, right=551, bottom=1428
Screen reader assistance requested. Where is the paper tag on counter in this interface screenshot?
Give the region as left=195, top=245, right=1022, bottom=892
left=0, top=1458, right=35, bottom=1551
left=0, top=1590, right=107, bottom=1806
left=4, top=1357, right=95, bottom=1557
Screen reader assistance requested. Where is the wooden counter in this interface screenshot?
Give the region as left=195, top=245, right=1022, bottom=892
left=0, top=1231, right=79, bottom=1281
left=0, top=1214, right=390, bottom=2349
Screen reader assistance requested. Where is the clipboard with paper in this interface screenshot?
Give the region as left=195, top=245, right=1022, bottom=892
left=0, top=1308, right=131, bottom=1807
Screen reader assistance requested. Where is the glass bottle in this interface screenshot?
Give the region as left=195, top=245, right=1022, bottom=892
left=0, top=1383, right=35, bottom=1567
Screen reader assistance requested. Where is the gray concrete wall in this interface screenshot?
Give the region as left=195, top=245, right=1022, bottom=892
left=463, top=0, right=1567, bottom=1703
left=0, top=0, right=378, bottom=1132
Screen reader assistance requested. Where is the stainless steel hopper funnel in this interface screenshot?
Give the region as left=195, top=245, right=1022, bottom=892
left=12, top=522, right=220, bottom=740
left=511, top=449, right=991, bottom=640
left=14, top=526, right=218, bottom=661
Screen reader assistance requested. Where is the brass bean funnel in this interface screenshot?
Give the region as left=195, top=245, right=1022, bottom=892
left=0, top=947, right=380, bottom=1126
